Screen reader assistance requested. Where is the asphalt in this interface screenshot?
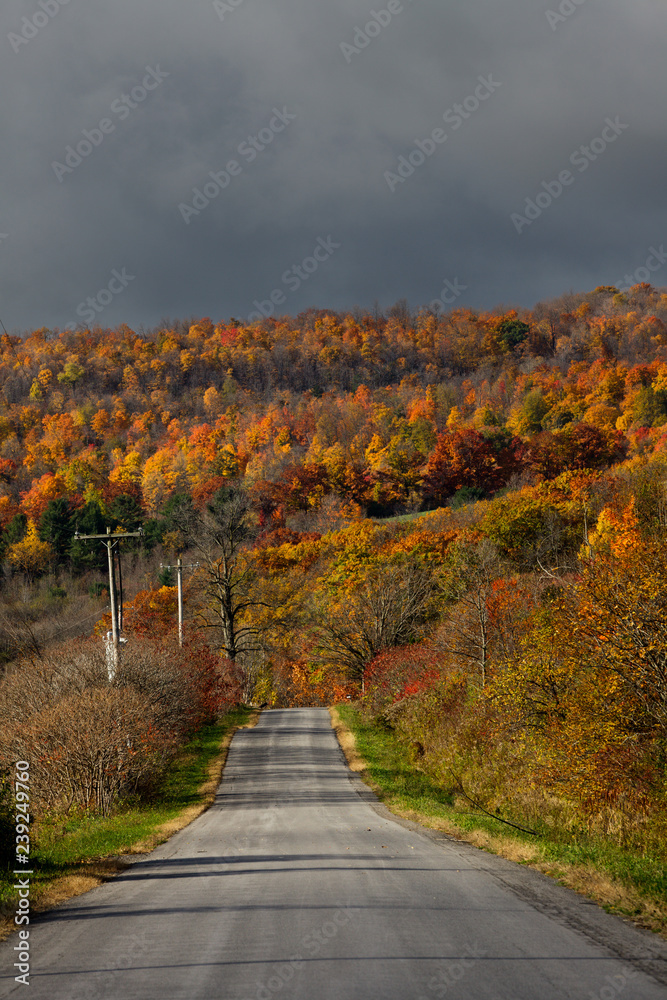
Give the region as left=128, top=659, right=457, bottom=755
left=1, top=707, right=666, bottom=999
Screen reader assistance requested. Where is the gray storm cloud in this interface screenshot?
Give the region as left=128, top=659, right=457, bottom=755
left=1, top=0, right=665, bottom=331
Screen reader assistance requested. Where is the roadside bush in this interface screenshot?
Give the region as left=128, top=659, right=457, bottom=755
left=115, top=640, right=196, bottom=738
left=117, top=636, right=243, bottom=732
left=362, top=644, right=439, bottom=722
left=0, top=634, right=243, bottom=817
left=0, top=639, right=107, bottom=727
left=179, top=639, right=244, bottom=722
left=6, top=687, right=174, bottom=815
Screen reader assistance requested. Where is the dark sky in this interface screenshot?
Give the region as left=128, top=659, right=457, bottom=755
left=1, top=0, right=665, bottom=332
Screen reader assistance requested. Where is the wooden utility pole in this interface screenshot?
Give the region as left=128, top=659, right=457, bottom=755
left=177, top=556, right=183, bottom=647
left=160, top=558, right=198, bottom=646
left=74, top=527, right=144, bottom=679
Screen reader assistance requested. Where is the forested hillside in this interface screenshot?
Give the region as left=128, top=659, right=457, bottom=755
left=1, top=282, right=666, bottom=527
left=2, top=281, right=667, bottom=854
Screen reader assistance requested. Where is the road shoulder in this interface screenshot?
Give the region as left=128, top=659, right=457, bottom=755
left=329, top=704, right=667, bottom=986
left=0, top=709, right=260, bottom=942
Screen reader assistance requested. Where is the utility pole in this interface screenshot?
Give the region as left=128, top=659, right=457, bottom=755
left=177, top=556, right=183, bottom=648
left=74, top=527, right=144, bottom=679
left=160, top=557, right=199, bottom=647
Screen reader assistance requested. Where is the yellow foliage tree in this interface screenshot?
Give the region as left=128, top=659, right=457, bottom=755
left=8, top=521, right=53, bottom=579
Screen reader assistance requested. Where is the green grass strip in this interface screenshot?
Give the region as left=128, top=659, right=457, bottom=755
left=0, top=706, right=252, bottom=915
left=337, top=703, right=667, bottom=924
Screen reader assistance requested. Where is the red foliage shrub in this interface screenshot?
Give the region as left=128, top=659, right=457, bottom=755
left=363, top=644, right=439, bottom=719
left=191, top=477, right=231, bottom=510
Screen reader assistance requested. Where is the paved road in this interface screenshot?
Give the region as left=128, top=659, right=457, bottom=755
left=1, top=708, right=667, bottom=999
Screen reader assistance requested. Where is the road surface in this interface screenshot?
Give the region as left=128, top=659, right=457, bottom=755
left=1, top=708, right=666, bottom=999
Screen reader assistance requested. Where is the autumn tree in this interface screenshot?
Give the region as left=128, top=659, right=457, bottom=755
left=422, top=428, right=518, bottom=505
left=558, top=422, right=627, bottom=471
left=562, top=505, right=667, bottom=736
left=313, top=556, right=440, bottom=682
left=172, top=483, right=268, bottom=661
left=433, top=540, right=507, bottom=688
left=8, top=521, right=53, bottom=581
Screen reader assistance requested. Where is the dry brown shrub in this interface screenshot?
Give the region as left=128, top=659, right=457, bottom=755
left=0, top=634, right=239, bottom=816
left=0, top=638, right=108, bottom=727
left=2, top=686, right=175, bottom=814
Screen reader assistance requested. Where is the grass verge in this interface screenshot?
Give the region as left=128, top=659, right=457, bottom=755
left=331, top=703, right=667, bottom=938
left=0, top=706, right=258, bottom=940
